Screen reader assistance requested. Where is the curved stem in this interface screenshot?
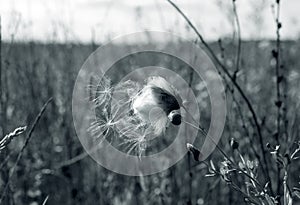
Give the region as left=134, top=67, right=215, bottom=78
left=0, top=98, right=53, bottom=203
left=166, top=0, right=272, bottom=194
left=183, top=120, right=265, bottom=193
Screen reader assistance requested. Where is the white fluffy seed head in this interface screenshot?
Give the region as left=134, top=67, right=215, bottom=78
left=132, top=76, right=182, bottom=136
left=147, top=76, right=182, bottom=105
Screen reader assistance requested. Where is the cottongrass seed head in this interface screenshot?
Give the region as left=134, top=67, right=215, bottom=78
left=88, top=75, right=183, bottom=157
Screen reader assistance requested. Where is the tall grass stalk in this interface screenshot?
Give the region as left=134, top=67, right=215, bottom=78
left=0, top=98, right=53, bottom=203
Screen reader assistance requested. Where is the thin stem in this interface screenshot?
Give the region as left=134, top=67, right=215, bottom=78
left=0, top=153, right=11, bottom=170
left=55, top=149, right=89, bottom=169
left=0, top=98, right=53, bottom=203
left=274, top=0, right=282, bottom=196
left=183, top=120, right=265, bottom=192
left=42, top=195, right=49, bottom=205
left=231, top=90, right=266, bottom=178
left=186, top=68, right=194, bottom=204
left=183, top=120, right=234, bottom=165
left=232, top=0, right=242, bottom=75
left=275, top=0, right=281, bottom=145
left=205, top=161, right=261, bottom=204
left=230, top=182, right=261, bottom=205
left=166, top=0, right=273, bottom=194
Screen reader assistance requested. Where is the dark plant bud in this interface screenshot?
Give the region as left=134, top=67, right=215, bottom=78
left=277, top=22, right=282, bottom=29
left=229, top=138, right=239, bottom=150
left=128, top=109, right=134, bottom=116
left=171, top=113, right=181, bottom=125
left=187, top=143, right=201, bottom=161
left=277, top=76, right=283, bottom=83
left=266, top=143, right=271, bottom=149
left=275, top=100, right=282, bottom=108
left=168, top=110, right=181, bottom=125
left=272, top=50, right=278, bottom=58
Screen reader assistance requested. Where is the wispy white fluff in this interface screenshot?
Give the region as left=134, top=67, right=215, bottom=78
left=132, top=76, right=181, bottom=136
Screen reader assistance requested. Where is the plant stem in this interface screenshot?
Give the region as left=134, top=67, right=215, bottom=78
left=0, top=98, right=53, bottom=203
left=184, top=120, right=265, bottom=192
left=232, top=0, right=242, bottom=75
left=186, top=68, right=194, bottom=205
left=274, top=0, right=282, bottom=196
left=166, top=0, right=273, bottom=194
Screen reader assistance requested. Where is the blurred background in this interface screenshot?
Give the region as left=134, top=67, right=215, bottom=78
left=0, top=0, right=300, bottom=204
left=1, top=0, right=300, bottom=42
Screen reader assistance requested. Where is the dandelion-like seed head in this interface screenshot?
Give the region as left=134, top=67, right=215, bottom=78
left=88, top=75, right=182, bottom=157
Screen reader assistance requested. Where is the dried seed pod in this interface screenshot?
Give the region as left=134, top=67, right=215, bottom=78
left=229, top=138, right=239, bottom=150
left=186, top=143, right=201, bottom=161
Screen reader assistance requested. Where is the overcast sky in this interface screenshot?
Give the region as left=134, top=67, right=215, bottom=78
left=1, top=0, right=300, bottom=43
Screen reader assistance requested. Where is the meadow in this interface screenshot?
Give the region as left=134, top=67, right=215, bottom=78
left=0, top=38, right=299, bottom=205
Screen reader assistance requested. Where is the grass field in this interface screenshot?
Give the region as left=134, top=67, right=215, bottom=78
left=0, top=39, right=299, bottom=204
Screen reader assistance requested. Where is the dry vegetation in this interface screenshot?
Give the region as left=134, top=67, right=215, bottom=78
left=0, top=0, right=300, bottom=204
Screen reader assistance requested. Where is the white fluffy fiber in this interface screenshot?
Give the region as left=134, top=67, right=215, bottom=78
left=132, top=76, right=181, bottom=136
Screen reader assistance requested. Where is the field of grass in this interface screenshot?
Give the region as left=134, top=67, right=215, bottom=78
left=0, top=39, right=300, bottom=205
